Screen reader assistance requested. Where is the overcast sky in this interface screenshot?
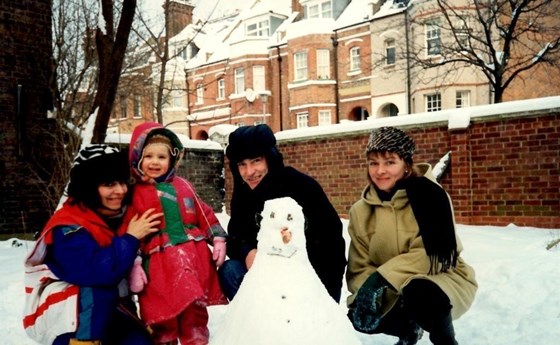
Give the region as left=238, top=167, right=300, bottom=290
left=141, top=0, right=233, bottom=23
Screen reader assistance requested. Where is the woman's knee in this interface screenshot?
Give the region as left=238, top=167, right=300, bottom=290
left=402, top=279, right=451, bottom=318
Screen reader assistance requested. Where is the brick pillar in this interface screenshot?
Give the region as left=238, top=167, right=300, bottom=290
left=449, top=128, right=472, bottom=224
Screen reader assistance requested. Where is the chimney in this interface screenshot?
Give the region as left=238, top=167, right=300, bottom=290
left=368, top=0, right=384, bottom=16
left=164, top=0, right=194, bottom=39
left=291, top=0, right=304, bottom=21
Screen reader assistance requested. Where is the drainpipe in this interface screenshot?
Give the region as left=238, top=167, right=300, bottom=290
left=184, top=68, right=192, bottom=138
left=276, top=46, right=283, bottom=131
left=405, top=10, right=411, bottom=114
left=331, top=32, right=340, bottom=123
left=16, top=84, right=24, bottom=158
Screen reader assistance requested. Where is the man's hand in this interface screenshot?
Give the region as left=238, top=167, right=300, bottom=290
left=245, top=249, right=257, bottom=269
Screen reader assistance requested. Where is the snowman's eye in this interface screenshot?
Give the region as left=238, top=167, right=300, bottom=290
left=287, top=214, right=292, bottom=221
left=270, top=211, right=275, bottom=219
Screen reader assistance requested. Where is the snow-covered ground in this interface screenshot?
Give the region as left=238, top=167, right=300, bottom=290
left=3, top=214, right=559, bottom=345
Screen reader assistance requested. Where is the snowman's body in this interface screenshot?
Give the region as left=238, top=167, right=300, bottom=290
left=211, top=197, right=361, bottom=345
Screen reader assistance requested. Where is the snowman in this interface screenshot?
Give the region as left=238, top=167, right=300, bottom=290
left=211, top=197, right=361, bottom=345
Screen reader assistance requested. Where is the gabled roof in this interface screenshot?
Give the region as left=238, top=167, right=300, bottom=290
left=182, top=0, right=292, bottom=69
left=334, top=0, right=409, bottom=31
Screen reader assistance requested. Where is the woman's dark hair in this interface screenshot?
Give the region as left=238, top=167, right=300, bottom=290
left=67, top=145, right=131, bottom=210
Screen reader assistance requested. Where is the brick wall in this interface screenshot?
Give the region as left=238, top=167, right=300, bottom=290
left=225, top=101, right=560, bottom=228
left=177, top=148, right=225, bottom=213
left=0, top=1, right=55, bottom=236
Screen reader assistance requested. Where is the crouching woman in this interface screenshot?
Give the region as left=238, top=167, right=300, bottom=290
left=346, top=127, right=477, bottom=345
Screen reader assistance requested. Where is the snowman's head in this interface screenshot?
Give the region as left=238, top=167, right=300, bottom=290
left=257, top=197, right=306, bottom=255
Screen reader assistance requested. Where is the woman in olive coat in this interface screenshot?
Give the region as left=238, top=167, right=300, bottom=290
left=346, top=127, right=477, bottom=345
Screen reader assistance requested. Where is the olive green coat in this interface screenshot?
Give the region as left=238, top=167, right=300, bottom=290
left=346, top=163, right=477, bottom=320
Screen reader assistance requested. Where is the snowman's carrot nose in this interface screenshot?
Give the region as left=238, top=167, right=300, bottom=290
left=281, top=227, right=292, bottom=244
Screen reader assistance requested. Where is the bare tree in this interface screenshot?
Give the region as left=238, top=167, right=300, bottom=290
left=29, top=0, right=101, bottom=213
left=132, top=0, right=195, bottom=124
left=91, top=0, right=137, bottom=143
left=38, top=0, right=138, bottom=211
left=406, top=0, right=560, bottom=103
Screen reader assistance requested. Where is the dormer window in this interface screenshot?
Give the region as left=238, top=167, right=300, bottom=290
left=246, top=19, right=270, bottom=37
left=304, top=0, right=333, bottom=19
left=178, top=44, right=199, bottom=60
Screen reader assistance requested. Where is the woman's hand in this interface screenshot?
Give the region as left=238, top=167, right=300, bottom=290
left=127, top=208, right=163, bottom=240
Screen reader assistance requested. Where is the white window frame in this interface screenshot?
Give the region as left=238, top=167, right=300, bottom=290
left=316, top=49, right=330, bottom=79
left=426, top=93, right=441, bottom=112
left=246, top=18, right=270, bottom=37
left=180, top=46, right=188, bottom=60
left=456, top=90, right=470, bottom=108
left=350, top=46, right=361, bottom=72
left=296, top=112, right=309, bottom=128
left=425, top=20, right=441, bottom=56
left=172, top=89, right=184, bottom=107
left=133, top=95, right=142, bottom=118
left=234, top=68, right=245, bottom=95
left=196, top=84, right=204, bottom=104
left=119, top=97, right=127, bottom=119
left=217, top=78, right=225, bottom=99
left=320, top=1, right=332, bottom=18
left=294, top=51, right=308, bottom=81
left=454, top=19, right=470, bottom=50
left=253, top=65, right=265, bottom=92
left=306, top=0, right=332, bottom=19
left=385, top=39, right=396, bottom=65
left=318, top=110, right=331, bottom=126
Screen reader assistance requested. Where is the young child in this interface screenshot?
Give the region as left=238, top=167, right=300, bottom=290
left=128, top=122, right=228, bottom=345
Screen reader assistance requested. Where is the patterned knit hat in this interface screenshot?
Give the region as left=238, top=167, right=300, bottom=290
left=366, top=126, right=416, bottom=163
left=72, top=144, right=120, bottom=168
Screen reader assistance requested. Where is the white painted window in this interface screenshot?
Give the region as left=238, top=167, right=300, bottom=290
left=317, top=49, right=330, bottom=79
left=234, top=68, right=245, bottom=94
left=196, top=84, right=204, bottom=104
left=119, top=97, right=127, bottom=119
left=350, top=46, right=361, bottom=71
left=172, top=89, right=184, bottom=107
left=133, top=96, right=142, bottom=118
left=454, top=19, right=470, bottom=49
left=426, top=93, right=441, bottom=112
left=306, top=1, right=332, bottom=19
left=318, top=110, right=331, bottom=126
left=425, top=20, right=441, bottom=56
left=217, top=78, right=225, bottom=99
left=294, top=51, right=308, bottom=81
left=385, top=39, right=395, bottom=65
left=253, top=65, right=265, bottom=91
left=246, top=19, right=270, bottom=37
left=297, top=112, right=309, bottom=128
left=456, top=90, right=470, bottom=108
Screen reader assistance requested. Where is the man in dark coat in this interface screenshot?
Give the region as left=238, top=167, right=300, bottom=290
left=219, top=124, right=346, bottom=302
